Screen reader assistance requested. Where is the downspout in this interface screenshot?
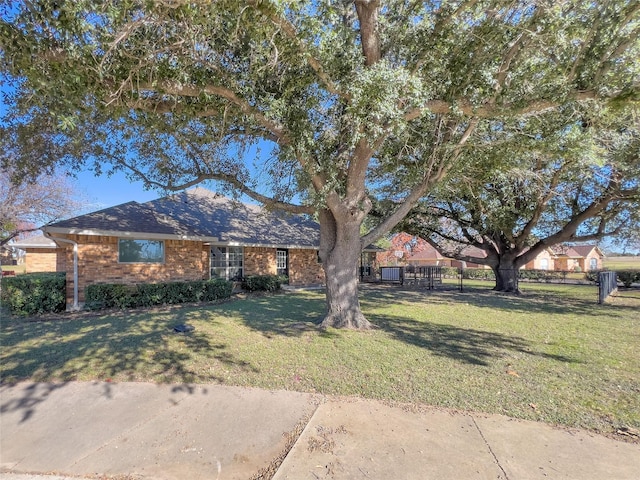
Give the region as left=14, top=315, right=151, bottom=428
left=44, top=232, right=79, bottom=311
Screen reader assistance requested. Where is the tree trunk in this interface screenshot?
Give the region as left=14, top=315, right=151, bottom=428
left=318, top=208, right=372, bottom=329
left=491, top=258, right=521, bottom=293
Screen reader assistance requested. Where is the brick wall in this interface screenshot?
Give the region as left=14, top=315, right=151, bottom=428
left=58, top=234, right=207, bottom=304
left=25, top=248, right=64, bottom=273
left=524, top=249, right=555, bottom=270
left=245, top=247, right=324, bottom=286
left=54, top=234, right=326, bottom=306
left=245, top=247, right=277, bottom=276
left=288, top=248, right=324, bottom=285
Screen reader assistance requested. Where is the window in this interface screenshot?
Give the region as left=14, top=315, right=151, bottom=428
left=590, top=258, right=598, bottom=270
left=540, top=258, right=549, bottom=270
left=211, top=246, right=243, bottom=280
left=119, top=239, right=164, bottom=263
left=277, top=249, right=288, bottom=276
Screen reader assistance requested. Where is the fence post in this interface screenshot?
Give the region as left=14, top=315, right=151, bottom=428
left=598, top=271, right=618, bottom=304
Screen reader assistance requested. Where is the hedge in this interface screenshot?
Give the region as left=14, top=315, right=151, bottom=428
left=617, top=270, right=640, bottom=287
left=518, top=269, right=568, bottom=282
left=1, top=272, right=66, bottom=316
left=462, top=268, right=496, bottom=280
left=584, top=269, right=640, bottom=287
left=242, top=275, right=286, bottom=292
left=85, top=279, right=233, bottom=310
left=441, top=267, right=460, bottom=278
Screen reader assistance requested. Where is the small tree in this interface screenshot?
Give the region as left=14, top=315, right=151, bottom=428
left=0, top=167, right=82, bottom=247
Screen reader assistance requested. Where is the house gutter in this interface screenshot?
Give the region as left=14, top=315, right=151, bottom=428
left=44, top=231, right=79, bottom=311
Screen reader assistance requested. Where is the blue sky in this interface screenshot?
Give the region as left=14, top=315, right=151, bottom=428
left=70, top=168, right=228, bottom=214
left=72, top=169, right=163, bottom=211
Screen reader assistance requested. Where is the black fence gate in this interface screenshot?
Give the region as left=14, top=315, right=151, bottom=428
left=378, top=266, right=445, bottom=290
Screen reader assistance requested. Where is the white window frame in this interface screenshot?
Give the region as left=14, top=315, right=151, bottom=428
left=211, top=246, right=244, bottom=280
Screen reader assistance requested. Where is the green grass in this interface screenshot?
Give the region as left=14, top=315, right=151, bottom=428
left=0, top=264, right=25, bottom=274
left=2, top=282, right=639, bottom=439
left=604, top=256, right=640, bottom=270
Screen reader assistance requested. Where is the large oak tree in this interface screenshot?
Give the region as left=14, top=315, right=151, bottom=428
left=1, top=1, right=638, bottom=327
left=398, top=106, right=640, bottom=291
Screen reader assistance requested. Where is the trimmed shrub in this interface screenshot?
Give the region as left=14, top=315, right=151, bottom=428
left=462, top=268, right=495, bottom=280
left=518, top=269, right=567, bottom=282
left=203, top=279, right=234, bottom=300
left=584, top=269, right=640, bottom=287
left=136, top=283, right=167, bottom=307
left=1, top=272, right=66, bottom=316
left=85, top=283, right=137, bottom=310
left=85, top=279, right=233, bottom=311
left=617, top=270, right=640, bottom=288
left=441, top=267, right=460, bottom=278
left=584, top=270, right=601, bottom=283
left=242, top=275, right=284, bottom=292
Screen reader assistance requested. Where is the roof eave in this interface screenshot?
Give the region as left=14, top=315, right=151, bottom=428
left=43, top=226, right=219, bottom=243
left=218, top=241, right=319, bottom=250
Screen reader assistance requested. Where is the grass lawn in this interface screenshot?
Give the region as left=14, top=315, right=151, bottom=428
left=0, top=264, right=25, bottom=274
left=604, top=256, right=640, bottom=270
left=1, top=281, right=639, bottom=439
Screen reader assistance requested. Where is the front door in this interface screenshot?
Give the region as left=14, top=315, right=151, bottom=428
left=276, top=249, right=288, bottom=277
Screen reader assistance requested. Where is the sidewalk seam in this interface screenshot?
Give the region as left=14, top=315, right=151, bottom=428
left=67, top=391, right=193, bottom=470
left=268, top=399, right=323, bottom=480
left=471, top=416, right=509, bottom=480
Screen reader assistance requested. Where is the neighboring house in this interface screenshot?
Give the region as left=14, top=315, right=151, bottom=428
left=389, top=232, right=604, bottom=272
left=549, top=244, right=605, bottom=272
left=10, top=235, right=66, bottom=273
left=19, top=188, right=335, bottom=309
left=522, top=247, right=556, bottom=271
left=407, top=243, right=488, bottom=268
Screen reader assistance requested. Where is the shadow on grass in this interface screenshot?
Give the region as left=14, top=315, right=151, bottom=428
left=369, top=312, right=580, bottom=366
left=214, top=292, right=338, bottom=339
left=358, top=283, right=636, bottom=318
left=0, top=307, right=256, bottom=386
left=225, top=290, right=580, bottom=367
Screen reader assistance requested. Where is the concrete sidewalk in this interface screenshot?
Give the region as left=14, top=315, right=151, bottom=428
left=1, top=382, right=639, bottom=480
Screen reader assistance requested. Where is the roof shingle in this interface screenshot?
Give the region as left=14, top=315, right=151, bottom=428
left=45, top=188, right=320, bottom=248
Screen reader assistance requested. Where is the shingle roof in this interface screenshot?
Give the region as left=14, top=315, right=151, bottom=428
left=570, top=245, right=600, bottom=257
left=45, top=201, right=201, bottom=238
left=406, top=246, right=446, bottom=261
left=146, top=188, right=320, bottom=248
left=45, top=188, right=321, bottom=248
left=550, top=244, right=597, bottom=257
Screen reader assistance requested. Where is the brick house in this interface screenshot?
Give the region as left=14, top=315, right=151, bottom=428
left=550, top=244, right=604, bottom=272
left=522, top=247, right=556, bottom=270
left=24, top=188, right=329, bottom=309
left=386, top=233, right=603, bottom=272
left=7, top=235, right=66, bottom=273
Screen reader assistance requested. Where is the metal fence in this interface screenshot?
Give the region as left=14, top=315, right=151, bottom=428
left=598, top=271, right=618, bottom=304
left=377, top=266, right=445, bottom=290
left=380, top=266, right=404, bottom=283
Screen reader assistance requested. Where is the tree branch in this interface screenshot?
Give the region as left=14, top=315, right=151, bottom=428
left=134, top=80, right=289, bottom=144
left=361, top=118, right=479, bottom=246
left=252, top=1, right=350, bottom=101
left=405, top=90, right=603, bottom=121
left=355, top=0, right=381, bottom=66
left=114, top=157, right=314, bottom=215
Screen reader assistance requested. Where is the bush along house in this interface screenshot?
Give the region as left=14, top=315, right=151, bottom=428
left=39, top=188, right=330, bottom=310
